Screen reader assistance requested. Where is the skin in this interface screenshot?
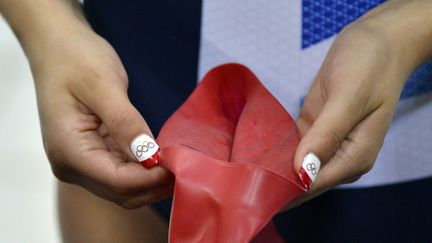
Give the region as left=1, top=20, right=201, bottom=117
left=1, top=0, right=172, bottom=242
left=0, top=0, right=174, bottom=208
left=1, top=0, right=431, bottom=242
left=290, top=0, right=432, bottom=208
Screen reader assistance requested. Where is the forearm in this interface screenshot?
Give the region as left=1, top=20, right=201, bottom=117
left=0, top=0, right=90, bottom=59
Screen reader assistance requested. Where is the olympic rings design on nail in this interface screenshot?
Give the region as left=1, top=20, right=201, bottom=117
left=135, top=141, right=155, bottom=157
left=306, top=162, right=318, bottom=175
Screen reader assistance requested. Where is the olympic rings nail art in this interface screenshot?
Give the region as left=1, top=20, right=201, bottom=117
left=299, top=152, right=321, bottom=190
left=130, top=134, right=160, bottom=168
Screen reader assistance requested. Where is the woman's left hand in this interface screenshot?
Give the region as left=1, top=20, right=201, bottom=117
left=287, top=0, right=432, bottom=208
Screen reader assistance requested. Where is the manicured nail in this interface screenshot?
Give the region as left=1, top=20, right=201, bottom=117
left=298, top=152, right=321, bottom=190
left=130, top=134, right=160, bottom=168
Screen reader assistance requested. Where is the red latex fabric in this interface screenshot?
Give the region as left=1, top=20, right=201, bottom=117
left=157, top=64, right=307, bottom=242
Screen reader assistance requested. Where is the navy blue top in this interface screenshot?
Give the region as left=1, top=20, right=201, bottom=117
left=84, top=0, right=202, bottom=135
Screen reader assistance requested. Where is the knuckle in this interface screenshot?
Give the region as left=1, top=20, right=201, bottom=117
left=43, top=137, right=60, bottom=163
left=45, top=147, right=58, bottom=164
left=154, top=169, right=174, bottom=184
left=50, top=164, right=72, bottom=183
left=109, top=180, right=134, bottom=196
left=356, top=146, right=379, bottom=175
left=344, top=175, right=362, bottom=184
left=43, top=141, right=72, bottom=182
left=352, top=157, right=375, bottom=178
left=119, top=200, right=146, bottom=210
left=327, top=129, right=343, bottom=154
left=298, top=107, right=316, bottom=127
left=359, top=159, right=375, bottom=175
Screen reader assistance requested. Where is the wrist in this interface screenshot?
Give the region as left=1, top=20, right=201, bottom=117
left=357, top=0, right=432, bottom=71
left=1, top=0, right=91, bottom=62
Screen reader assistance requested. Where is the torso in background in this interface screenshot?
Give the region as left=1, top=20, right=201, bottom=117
left=84, top=0, right=432, bottom=188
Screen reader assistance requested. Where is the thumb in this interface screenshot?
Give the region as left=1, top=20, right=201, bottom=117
left=74, top=76, right=161, bottom=168
left=294, top=99, right=363, bottom=190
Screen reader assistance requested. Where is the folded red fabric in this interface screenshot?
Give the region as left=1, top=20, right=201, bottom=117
left=158, top=63, right=306, bottom=242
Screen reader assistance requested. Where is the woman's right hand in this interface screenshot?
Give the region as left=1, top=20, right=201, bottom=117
left=19, top=1, right=173, bottom=209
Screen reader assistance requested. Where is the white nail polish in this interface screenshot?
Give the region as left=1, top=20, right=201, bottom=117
left=299, top=152, right=321, bottom=190
left=130, top=134, right=160, bottom=167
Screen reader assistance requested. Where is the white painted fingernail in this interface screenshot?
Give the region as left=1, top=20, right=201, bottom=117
left=130, top=134, right=160, bottom=168
left=298, top=152, right=321, bottom=190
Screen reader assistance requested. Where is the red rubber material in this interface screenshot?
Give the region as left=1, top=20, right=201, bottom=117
left=157, top=63, right=307, bottom=242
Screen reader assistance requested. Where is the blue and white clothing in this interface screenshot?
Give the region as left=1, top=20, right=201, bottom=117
left=83, top=1, right=432, bottom=241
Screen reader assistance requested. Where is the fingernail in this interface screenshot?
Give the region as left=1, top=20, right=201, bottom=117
left=298, top=152, right=321, bottom=190
left=130, top=134, right=160, bottom=168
